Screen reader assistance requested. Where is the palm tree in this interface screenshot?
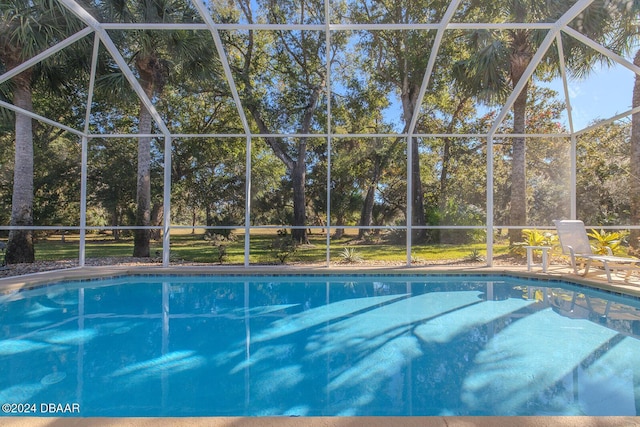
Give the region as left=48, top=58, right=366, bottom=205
left=594, top=0, right=640, bottom=251
left=455, top=0, right=631, bottom=244
left=549, top=1, right=638, bottom=244
left=96, top=0, right=221, bottom=257
left=0, top=0, right=84, bottom=263
left=454, top=21, right=538, bottom=244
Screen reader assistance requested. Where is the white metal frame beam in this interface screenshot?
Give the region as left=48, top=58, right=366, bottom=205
left=563, top=27, right=640, bottom=76
left=190, top=0, right=252, bottom=135
left=483, top=0, right=597, bottom=262
left=58, top=0, right=171, bottom=136
left=0, top=27, right=94, bottom=86
left=0, top=100, right=84, bottom=136
left=98, top=22, right=556, bottom=31
left=555, top=33, right=578, bottom=220
left=1, top=0, right=636, bottom=270
left=325, top=0, right=333, bottom=267
left=191, top=0, right=256, bottom=266
left=487, top=0, right=597, bottom=137
left=79, top=33, right=102, bottom=267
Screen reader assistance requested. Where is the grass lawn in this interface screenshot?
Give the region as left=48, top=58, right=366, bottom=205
left=33, top=230, right=511, bottom=265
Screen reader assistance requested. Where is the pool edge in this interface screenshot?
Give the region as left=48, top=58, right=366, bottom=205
left=2, top=264, right=640, bottom=299
left=2, top=416, right=639, bottom=427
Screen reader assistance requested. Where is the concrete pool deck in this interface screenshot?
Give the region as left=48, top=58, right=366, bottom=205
left=2, top=263, right=640, bottom=427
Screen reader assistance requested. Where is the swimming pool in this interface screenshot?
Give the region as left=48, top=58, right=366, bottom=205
left=1, top=273, right=639, bottom=417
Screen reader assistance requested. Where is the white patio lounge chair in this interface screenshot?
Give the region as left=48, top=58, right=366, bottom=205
left=553, top=220, right=640, bottom=283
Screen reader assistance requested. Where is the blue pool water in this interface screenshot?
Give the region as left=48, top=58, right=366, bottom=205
left=1, top=274, right=640, bottom=417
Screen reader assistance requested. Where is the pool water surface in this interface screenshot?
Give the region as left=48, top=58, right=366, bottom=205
left=1, top=274, right=640, bottom=417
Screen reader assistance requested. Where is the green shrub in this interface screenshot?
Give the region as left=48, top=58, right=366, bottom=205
left=510, top=229, right=557, bottom=257
left=270, top=235, right=297, bottom=264
left=464, top=248, right=484, bottom=262
left=587, top=229, right=628, bottom=255
left=339, top=247, right=363, bottom=263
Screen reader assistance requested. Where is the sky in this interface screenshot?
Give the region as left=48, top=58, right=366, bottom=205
left=545, top=63, right=636, bottom=132
left=378, top=61, right=637, bottom=135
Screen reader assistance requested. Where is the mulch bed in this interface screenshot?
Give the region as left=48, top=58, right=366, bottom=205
left=0, top=254, right=529, bottom=279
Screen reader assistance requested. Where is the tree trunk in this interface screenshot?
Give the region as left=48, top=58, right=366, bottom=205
left=439, top=137, right=452, bottom=212
left=206, top=205, right=212, bottom=227
left=401, top=81, right=426, bottom=243
left=359, top=185, right=376, bottom=239
left=111, top=206, right=120, bottom=241
left=133, top=54, right=167, bottom=257
left=630, top=49, right=640, bottom=250
left=509, top=89, right=528, bottom=244
left=333, top=219, right=345, bottom=239
left=359, top=154, right=382, bottom=238
left=133, top=103, right=152, bottom=257
left=6, top=71, right=35, bottom=264
left=291, top=156, right=308, bottom=244
left=411, top=136, right=427, bottom=242
left=508, top=32, right=531, bottom=245
left=150, top=201, right=163, bottom=240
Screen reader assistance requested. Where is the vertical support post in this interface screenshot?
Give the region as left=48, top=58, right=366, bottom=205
left=325, top=137, right=332, bottom=267
left=79, top=33, right=101, bottom=267
left=570, top=134, right=577, bottom=219
left=486, top=136, right=494, bottom=266
left=556, top=33, right=577, bottom=220
left=79, top=136, right=88, bottom=267
left=162, top=135, right=172, bottom=267
left=406, top=136, right=413, bottom=266
left=245, top=135, right=252, bottom=267
left=325, top=0, right=332, bottom=267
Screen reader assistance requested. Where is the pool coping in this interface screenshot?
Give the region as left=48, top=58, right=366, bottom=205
left=2, top=416, right=640, bottom=427
left=2, top=263, right=640, bottom=298
left=2, top=264, right=640, bottom=427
